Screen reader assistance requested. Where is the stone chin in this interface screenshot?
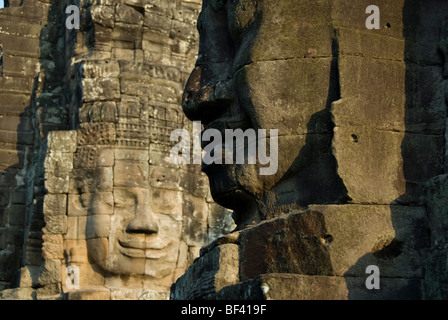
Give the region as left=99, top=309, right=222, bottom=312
left=204, top=162, right=278, bottom=228
left=202, top=136, right=302, bottom=227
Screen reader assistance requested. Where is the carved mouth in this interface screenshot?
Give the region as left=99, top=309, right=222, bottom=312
left=118, top=236, right=171, bottom=259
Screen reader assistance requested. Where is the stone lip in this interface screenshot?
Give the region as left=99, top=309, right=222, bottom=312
left=117, top=235, right=172, bottom=259
left=118, top=235, right=172, bottom=250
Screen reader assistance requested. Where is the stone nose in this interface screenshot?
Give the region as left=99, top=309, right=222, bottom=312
left=126, top=206, right=159, bottom=235
left=182, top=65, right=233, bottom=124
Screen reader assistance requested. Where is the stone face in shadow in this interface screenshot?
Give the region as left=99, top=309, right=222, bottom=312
left=182, top=0, right=348, bottom=229
left=170, top=0, right=441, bottom=300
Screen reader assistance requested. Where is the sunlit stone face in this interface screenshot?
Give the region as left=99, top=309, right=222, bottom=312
left=86, top=152, right=182, bottom=278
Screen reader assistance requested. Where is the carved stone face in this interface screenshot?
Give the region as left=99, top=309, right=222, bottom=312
left=182, top=0, right=347, bottom=226
left=86, top=151, right=182, bottom=279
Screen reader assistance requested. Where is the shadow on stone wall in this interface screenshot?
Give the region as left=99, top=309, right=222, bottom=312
left=0, top=0, right=40, bottom=290
left=343, top=0, right=447, bottom=300
left=1, top=0, right=87, bottom=293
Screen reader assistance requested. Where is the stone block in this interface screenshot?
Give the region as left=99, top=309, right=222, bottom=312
left=331, top=97, right=405, bottom=133
left=85, top=238, right=109, bottom=272
left=403, top=64, right=447, bottom=135
left=208, top=203, right=235, bottom=242
left=0, top=189, right=10, bottom=208
left=0, top=149, right=24, bottom=169
left=227, top=0, right=333, bottom=68
left=182, top=195, right=209, bottom=247
left=213, top=273, right=421, bottom=300
left=91, top=167, right=114, bottom=192
left=0, top=33, right=40, bottom=57
left=136, top=289, right=170, bottom=300
left=332, top=126, right=406, bottom=204
left=112, top=22, right=143, bottom=45
left=400, top=133, right=445, bottom=186
left=150, top=189, right=182, bottom=216
left=91, top=5, right=116, bottom=28
left=144, top=227, right=181, bottom=279
left=0, top=228, right=7, bottom=248
left=109, top=288, right=142, bottom=300
left=65, top=216, right=87, bottom=240
left=25, top=245, right=43, bottom=267
left=44, top=171, right=70, bottom=194
left=86, top=215, right=111, bottom=239
left=149, top=143, right=178, bottom=168
left=74, top=146, right=115, bottom=168
left=7, top=204, right=26, bottom=227
left=337, top=28, right=405, bottom=61
left=43, top=194, right=67, bottom=215
left=423, top=246, right=448, bottom=300
left=82, top=60, right=120, bottom=79
left=114, top=148, right=149, bottom=162
left=332, top=0, right=404, bottom=38
left=180, top=170, right=209, bottom=198
left=235, top=59, right=332, bottom=135
left=112, top=48, right=144, bottom=61
left=38, top=259, right=61, bottom=286
left=82, top=78, right=121, bottom=103
left=238, top=205, right=427, bottom=281
left=120, top=77, right=181, bottom=104
left=35, top=283, right=63, bottom=300
left=11, top=189, right=26, bottom=205
left=0, top=287, right=35, bottom=300
left=175, top=241, right=189, bottom=270
left=88, top=191, right=114, bottom=216
left=69, top=169, right=93, bottom=193
left=77, top=122, right=116, bottom=146
left=44, top=152, right=74, bottom=172
left=208, top=203, right=234, bottom=229
left=67, top=194, right=88, bottom=216
left=61, top=253, right=105, bottom=292
left=144, top=11, right=172, bottom=34
left=173, top=203, right=426, bottom=300
left=424, top=175, right=448, bottom=245
left=64, top=240, right=89, bottom=265
left=66, top=288, right=111, bottom=300
left=0, top=130, right=33, bottom=145
left=41, top=234, right=64, bottom=260
left=1, top=54, right=40, bottom=78
left=68, top=192, right=113, bottom=216
left=171, top=244, right=239, bottom=300
left=403, top=0, right=448, bottom=65
left=150, top=166, right=181, bottom=190
left=116, top=3, right=144, bottom=25
left=47, top=131, right=78, bottom=153
left=43, top=214, right=67, bottom=235
left=0, top=94, right=31, bottom=116
left=337, top=56, right=406, bottom=114
left=18, top=266, right=41, bottom=288
left=114, top=160, right=149, bottom=188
